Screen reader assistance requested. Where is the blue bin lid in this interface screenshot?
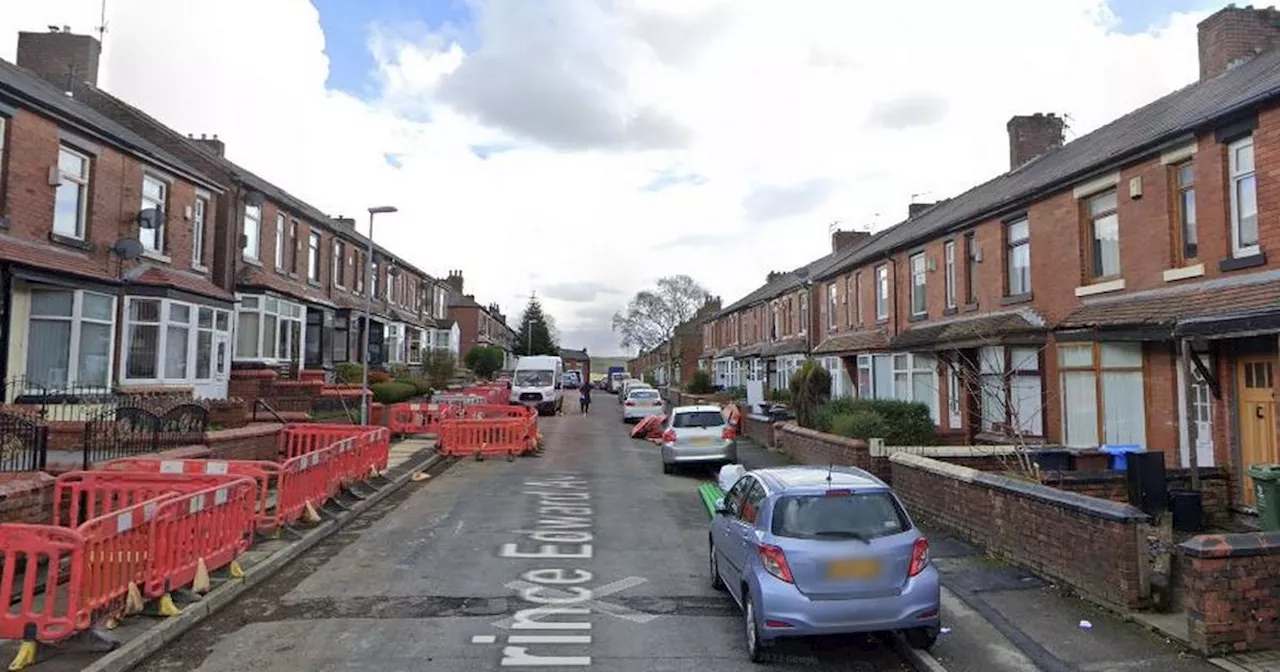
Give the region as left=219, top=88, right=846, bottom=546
left=1099, top=444, right=1144, bottom=454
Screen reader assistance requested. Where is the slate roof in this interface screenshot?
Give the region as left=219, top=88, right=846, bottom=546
left=812, top=46, right=1280, bottom=282
left=890, top=309, right=1047, bottom=351
left=812, top=328, right=891, bottom=355
left=0, top=231, right=115, bottom=283
left=560, top=348, right=589, bottom=361
left=1058, top=271, right=1280, bottom=332
left=133, top=267, right=234, bottom=302
left=716, top=246, right=853, bottom=318
left=0, top=59, right=220, bottom=191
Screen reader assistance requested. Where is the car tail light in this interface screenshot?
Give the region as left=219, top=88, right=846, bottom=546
left=825, top=489, right=852, bottom=496
left=722, top=426, right=736, bottom=440
left=908, top=537, right=930, bottom=577
left=662, top=429, right=676, bottom=443
left=758, top=544, right=794, bottom=584
left=625, top=400, right=636, bottom=406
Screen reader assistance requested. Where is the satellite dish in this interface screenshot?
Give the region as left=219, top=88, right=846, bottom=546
left=111, top=238, right=144, bottom=261
left=244, top=190, right=266, bottom=207
left=388, top=265, right=401, bottom=277
left=136, top=207, right=163, bottom=230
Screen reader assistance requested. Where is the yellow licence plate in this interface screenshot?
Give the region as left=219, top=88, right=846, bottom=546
left=691, top=437, right=713, bottom=446
left=827, top=559, right=881, bottom=579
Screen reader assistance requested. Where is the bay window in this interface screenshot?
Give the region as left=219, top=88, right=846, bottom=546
left=1059, top=342, right=1147, bottom=448
left=856, top=352, right=938, bottom=423
left=234, top=294, right=305, bottom=363
left=977, top=346, right=1043, bottom=437
left=408, top=328, right=423, bottom=364
left=332, top=315, right=350, bottom=363
left=433, top=329, right=451, bottom=351
left=822, top=356, right=852, bottom=399
left=386, top=323, right=405, bottom=364
left=25, top=288, right=115, bottom=389
left=123, top=297, right=230, bottom=383
left=776, top=355, right=805, bottom=390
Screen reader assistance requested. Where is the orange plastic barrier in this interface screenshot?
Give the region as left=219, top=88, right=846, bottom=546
left=147, top=479, right=257, bottom=597
left=100, top=458, right=284, bottom=533
left=278, top=423, right=385, bottom=462
left=54, top=471, right=248, bottom=528
left=387, top=402, right=457, bottom=436
left=437, top=418, right=533, bottom=460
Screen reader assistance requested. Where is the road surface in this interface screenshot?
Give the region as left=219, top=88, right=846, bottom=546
left=135, top=398, right=911, bottom=672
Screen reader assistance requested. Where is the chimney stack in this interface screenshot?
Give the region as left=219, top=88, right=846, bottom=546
left=190, top=133, right=226, bottom=157
left=1007, top=113, right=1065, bottom=170
left=831, top=229, right=871, bottom=254
left=16, top=29, right=101, bottom=95
left=908, top=202, right=936, bottom=219
left=331, top=216, right=356, bottom=228
left=446, top=270, right=464, bottom=294
left=1197, top=5, right=1280, bottom=81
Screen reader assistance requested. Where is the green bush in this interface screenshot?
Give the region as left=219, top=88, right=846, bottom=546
left=812, top=398, right=933, bottom=445
left=335, top=362, right=363, bottom=384
left=789, top=359, right=832, bottom=429
left=397, top=378, right=433, bottom=396
left=830, top=410, right=890, bottom=440
left=371, top=381, right=416, bottom=404
left=767, top=387, right=792, bottom=402
left=687, top=370, right=715, bottom=394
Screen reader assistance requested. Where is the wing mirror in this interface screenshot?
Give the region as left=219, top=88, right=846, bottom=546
left=713, top=497, right=729, bottom=516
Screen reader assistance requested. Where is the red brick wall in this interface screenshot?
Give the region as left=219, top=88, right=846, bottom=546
left=1043, top=467, right=1233, bottom=529
left=205, top=423, right=283, bottom=461
left=1179, top=532, right=1280, bottom=654
left=892, top=453, right=1150, bottom=610
left=775, top=424, right=1008, bottom=483
left=0, top=473, right=55, bottom=524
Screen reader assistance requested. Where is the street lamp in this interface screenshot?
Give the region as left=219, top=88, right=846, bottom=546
left=361, top=205, right=399, bottom=425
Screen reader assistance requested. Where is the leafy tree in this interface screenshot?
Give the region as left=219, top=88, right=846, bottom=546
left=514, top=295, right=559, bottom=356
left=423, top=349, right=457, bottom=389
left=465, top=345, right=507, bottom=379
left=612, top=275, right=711, bottom=381
left=789, top=359, right=832, bottom=429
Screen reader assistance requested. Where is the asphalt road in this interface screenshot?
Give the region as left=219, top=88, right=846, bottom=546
left=134, top=397, right=912, bottom=672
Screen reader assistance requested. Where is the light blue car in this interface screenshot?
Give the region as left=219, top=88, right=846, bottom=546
left=708, top=465, right=941, bottom=662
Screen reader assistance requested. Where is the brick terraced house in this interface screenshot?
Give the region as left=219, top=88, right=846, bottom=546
left=444, top=270, right=517, bottom=368
left=630, top=296, right=722, bottom=387
left=1, top=28, right=485, bottom=397
left=696, top=5, right=1280, bottom=509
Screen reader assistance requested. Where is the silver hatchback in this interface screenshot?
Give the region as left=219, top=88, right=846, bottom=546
left=661, top=405, right=737, bottom=474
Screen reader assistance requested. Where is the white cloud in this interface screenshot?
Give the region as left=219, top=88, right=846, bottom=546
left=0, top=0, right=1208, bottom=355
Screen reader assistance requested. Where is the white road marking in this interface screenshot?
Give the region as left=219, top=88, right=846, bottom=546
left=491, top=576, right=656, bottom=628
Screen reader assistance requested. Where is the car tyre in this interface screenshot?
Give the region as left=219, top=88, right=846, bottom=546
left=709, top=538, right=725, bottom=591
left=744, top=588, right=767, bottom=663
left=904, top=625, right=940, bottom=650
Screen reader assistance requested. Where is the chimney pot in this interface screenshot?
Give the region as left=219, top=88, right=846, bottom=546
left=1007, top=114, right=1065, bottom=170
left=1197, top=5, right=1280, bottom=80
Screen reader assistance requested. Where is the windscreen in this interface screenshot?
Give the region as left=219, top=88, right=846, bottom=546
left=671, top=411, right=725, bottom=428
left=515, top=370, right=554, bottom=387
left=630, top=390, right=660, bottom=400
left=770, top=492, right=910, bottom=540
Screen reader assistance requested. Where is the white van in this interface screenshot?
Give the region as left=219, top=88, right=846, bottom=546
left=511, top=355, right=564, bottom=416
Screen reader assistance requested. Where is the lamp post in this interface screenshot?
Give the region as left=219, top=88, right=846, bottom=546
left=361, top=205, right=398, bottom=425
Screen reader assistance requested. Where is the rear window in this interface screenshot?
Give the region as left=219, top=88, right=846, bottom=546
left=770, top=492, right=910, bottom=541
left=630, top=390, right=660, bottom=400
left=672, top=411, right=725, bottom=428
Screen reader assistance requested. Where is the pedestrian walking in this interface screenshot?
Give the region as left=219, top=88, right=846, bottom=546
left=580, top=381, right=592, bottom=415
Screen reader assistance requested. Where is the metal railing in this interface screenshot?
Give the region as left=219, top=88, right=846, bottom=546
left=81, top=404, right=210, bottom=468
left=250, top=399, right=287, bottom=424
left=0, top=411, right=47, bottom=472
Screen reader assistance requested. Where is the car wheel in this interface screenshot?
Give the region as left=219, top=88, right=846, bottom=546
left=904, top=625, right=940, bottom=650
left=744, top=588, right=766, bottom=663
left=709, top=539, right=725, bottom=591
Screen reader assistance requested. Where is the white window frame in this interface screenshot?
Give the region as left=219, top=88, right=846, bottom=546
left=386, top=323, right=405, bottom=364
left=875, top=264, right=889, bottom=320
left=856, top=352, right=938, bottom=424
left=121, top=297, right=231, bottom=384
left=408, top=327, right=423, bottom=364
left=233, top=293, right=306, bottom=364
left=24, top=288, right=116, bottom=391
left=275, top=214, right=286, bottom=270
left=1228, top=136, right=1259, bottom=258
left=243, top=204, right=262, bottom=261
left=947, top=365, right=962, bottom=428
left=827, top=282, right=838, bottom=329
left=308, top=231, right=322, bottom=282
left=332, top=240, right=344, bottom=287
left=139, top=175, right=167, bottom=254
left=909, top=253, right=927, bottom=317
left=1087, top=190, right=1120, bottom=279
left=192, top=193, right=208, bottom=269
left=1006, top=218, right=1031, bottom=295
left=54, top=146, right=90, bottom=240
left=371, top=262, right=380, bottom=298
left=944, top=241, right=956, bottom=309
left=1059, top=342, right=1147, bottom=448
left=980, top=346, right=1043, bottom=438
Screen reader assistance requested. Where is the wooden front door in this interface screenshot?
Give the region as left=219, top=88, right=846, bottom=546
left=1238, top=356, right=1277, bottom=507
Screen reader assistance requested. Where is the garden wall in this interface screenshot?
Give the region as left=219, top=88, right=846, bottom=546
left=891, top=453, right=1151, bottom=610
left=1043, top=467, right=1234, bottom=531
left=1180, top=532, right=1280, bottom=655
left=774, top=423, right=1009, bottom=482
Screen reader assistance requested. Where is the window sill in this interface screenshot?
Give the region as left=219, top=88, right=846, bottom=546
left=876, top=317, right=890, bottom=325
left=1162, top=263, right=1205, bottom=283
left=1219, top=252, right=1266, bottom=273
left=908, top=312, right=928, bottom=323
left=242, top=257, right=263, bottom=267
left=192, top=264, right=209, bottom=274
left=1074, top=278, right=1125, bottom=297
left=1000, top=292, right=1034, bottom=306
left=49, top=232, right=93, bottom=252
left=141, top=250, right=171, bottom=264
left=963, top=302, right=979, bottom=312
left=308, top=280, right=322, bottom=288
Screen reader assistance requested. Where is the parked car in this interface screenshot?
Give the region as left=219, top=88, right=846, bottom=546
left=708, top=465, right=940, bottom=662
left=623, top=387, right=664, bottom=423
left=660, top=405, right=737, bottom=473
left=618, top=379, right=647, bottom=404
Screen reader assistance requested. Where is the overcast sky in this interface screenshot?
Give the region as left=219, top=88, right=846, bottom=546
left=0, top=0, right=1216, bottom=355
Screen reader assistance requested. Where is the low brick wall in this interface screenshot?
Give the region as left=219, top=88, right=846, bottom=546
left=205, top=423, right=284, bottom=461
left=742, top=415, right=777, bottom=448
left=1179, top=532, right=1280, bottom=654
left=0, top=472, right=55, bottom=524
left=891, top=452, right=1151, bottom=611
left=775, top=424, right=1008, bottom=482
left=1043, top=467, right=1233, bottom=530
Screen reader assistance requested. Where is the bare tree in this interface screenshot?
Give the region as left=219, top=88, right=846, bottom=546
left=612, top=275, right=711, bottom=385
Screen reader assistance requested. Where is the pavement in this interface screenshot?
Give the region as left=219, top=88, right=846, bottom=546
left=123, top=399, right=914, bottom=671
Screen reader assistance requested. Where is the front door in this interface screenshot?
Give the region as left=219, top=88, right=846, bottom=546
left=1238, top=356, right=1276, bottom=507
